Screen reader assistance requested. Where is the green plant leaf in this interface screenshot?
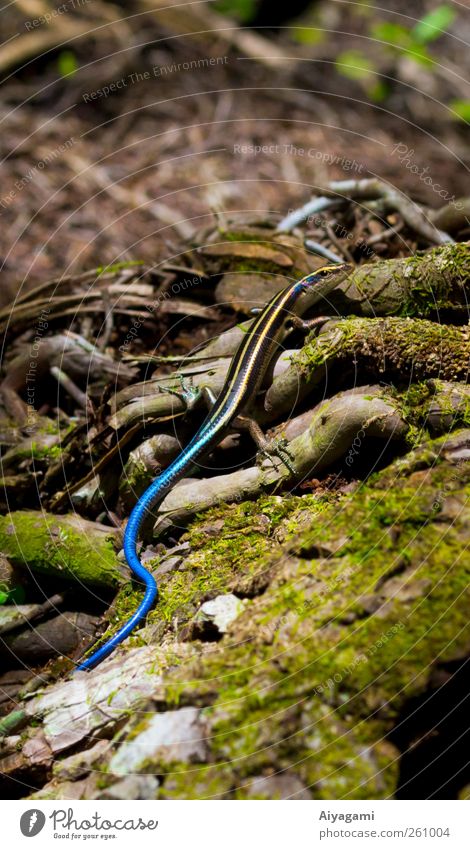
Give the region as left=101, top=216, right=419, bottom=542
left=214, top=0, right=256, bottom=22
left=449, top=99, right=470, bottom=121
left=408, top=44, right=435, bottom=67
left=371, top=21, right=434, bottom=66
left=335, top=50, right=376, bottom=82
left=57, top=50, right=78, bottom=78
left=0, top=585, right=25, bottom=604
left=292, top=26, right=324, bottom=45
left=369, top=80, right=389, bottom=102
left=413, top=5, right=455, bottom=43
left=371, top=21, right=412, bottom=48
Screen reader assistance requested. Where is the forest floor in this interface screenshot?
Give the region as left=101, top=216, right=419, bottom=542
left=0, top=0, right=469, bottom=802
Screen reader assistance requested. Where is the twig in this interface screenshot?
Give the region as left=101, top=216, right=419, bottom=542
left=50, top=367, right=88, bottom=411
left=304, top=239, right=344, bottom=265
left=276, top=197, right=342, bottom=233
left=277, top=179, right=454, bottom=245
left=323, top=179, right=454, bottom=245
left=364, top=220, right=404, bottom=246
left=325, top=222, right=355, bottom=263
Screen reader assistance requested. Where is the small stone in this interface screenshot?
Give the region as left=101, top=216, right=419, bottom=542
left=94, top=775, right=159, bottom=800
left=108, top=707, right=208, bottom=774
left=53, top=739, right=110, bottom=780
left=197, top=594, right=245, bottom=634
left=246, top=773, right=312, bottom=799
left=152, top=556, right=183, bottom=577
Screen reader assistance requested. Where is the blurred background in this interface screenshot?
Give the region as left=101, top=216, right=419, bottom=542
left=0, top=4, right=469, bottom=800
left=1, top=0, right=468, bottom=300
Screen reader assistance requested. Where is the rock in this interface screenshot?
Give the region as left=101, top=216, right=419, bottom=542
left=151, top=541, right=190, bottom=578
left=147, top=431, right=470, bottom=798
left=108, top=707, right=208, bottom=775
left=0, top=729, right=52, bottom=776
left=0, top=735, right=21, bottom=753
left=195, top=594, right=245, bottom=635
left=24, top=645, right=163, bottom=754
left=53, top=740, right=111, bottom=780
left=8, top=429, right=470, bottom=801
left=22, top=732, right=53, bottom=766
left=1, top=611, right=100, bottom=663
left=94, top=775, right=159, bottom=800
left=28, top=776, right=98, bottom=800
left=245, top=773, right=312, bottom=799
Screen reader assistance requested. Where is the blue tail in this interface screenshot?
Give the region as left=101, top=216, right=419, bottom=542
left=75, top=423, right=216, bottom=671
left=75, top=496, right=158, bottom=671
left=74, top=433, right=211, bottom=671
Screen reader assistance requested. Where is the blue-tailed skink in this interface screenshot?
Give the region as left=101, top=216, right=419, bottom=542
left=76, top=262, right=351, bottom=670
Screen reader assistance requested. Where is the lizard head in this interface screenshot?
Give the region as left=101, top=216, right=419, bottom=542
left=293, top=262, right=352, bottom=306
left=297, top=262, right=352, bottom=291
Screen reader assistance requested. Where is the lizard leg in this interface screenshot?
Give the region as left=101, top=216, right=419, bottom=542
left=286, top=314, right=333, bottom=334
left=159, top=374, right=202, bottom=413
left=234, top=415, right=296, bottom=475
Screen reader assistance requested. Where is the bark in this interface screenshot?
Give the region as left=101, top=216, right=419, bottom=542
left=265, top=318, right=470, bottom=418
left=3, top=429, right=469, bottom=800
left=0, top=512, right=127, bottom=590
left=329, top=240, right=470, bottom=317
left=110, top=242, right=470, bottom=432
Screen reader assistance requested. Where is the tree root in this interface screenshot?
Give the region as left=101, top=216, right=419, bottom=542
left=0, top=512, right=127, bottom=590
left=110, top=242, right=470, bottom=433
left=330, top=240, right=470, bottom=318
left=265, top=317, right=470, bottom=418
left=152, top=381, right=470, bottom=535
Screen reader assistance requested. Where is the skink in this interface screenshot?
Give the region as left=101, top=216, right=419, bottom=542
left=76, top=262, right=351, bottom=671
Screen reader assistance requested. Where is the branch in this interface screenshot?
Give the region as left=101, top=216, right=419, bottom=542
left=151, top=381, right=470, bottom=535
left=265, top=318, right=470, bottom=418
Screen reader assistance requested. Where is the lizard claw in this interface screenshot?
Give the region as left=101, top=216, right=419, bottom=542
left=257, top=436, right=296, bottom=475
left=159, top=374, right=201, bottom=412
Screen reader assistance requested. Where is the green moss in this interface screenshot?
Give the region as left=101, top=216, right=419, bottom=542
left=28, top=441, right=63, bottom=461
left=95, top=260, right=145, bottom=275
left=220, top=259, right=289, bottom=275
left=150, top=436, right=470, bottom=798
left=78, top=495, right=331, bottom=653
left=0, top=511, right=122, bottom=589
left=216, top=228, right=259, bottom=243
left=45, top=426, right=467, bottom=799
left=148, top=493, right=330, bottom=628
left=296, top=317, right=470, bottom=386
left=160, top=763, right=234, bottom=799
left=79, top=583, right=145, bottom=659
left=401, top=241, right=470, bottom=317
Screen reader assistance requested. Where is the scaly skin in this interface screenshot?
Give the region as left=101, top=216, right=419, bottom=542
left=76, top=263, right=351, bottom=671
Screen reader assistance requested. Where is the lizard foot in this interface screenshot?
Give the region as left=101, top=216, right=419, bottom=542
left=257, top=436, right=296, bottom=476
left=159, top=374, right=201, bottom=412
